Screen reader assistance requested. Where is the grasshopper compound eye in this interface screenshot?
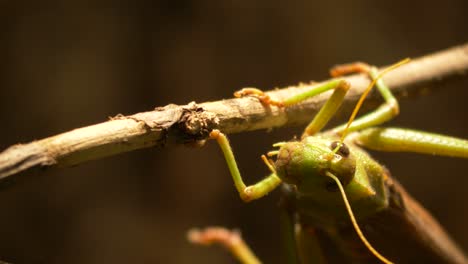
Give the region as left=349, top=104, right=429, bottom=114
left=325, top=141, right=356, bottom=191
left=330, top=141, right=350, bottom=158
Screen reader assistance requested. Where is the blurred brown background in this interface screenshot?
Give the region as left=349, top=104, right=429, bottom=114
left=0, top=1, right=467, bottom=263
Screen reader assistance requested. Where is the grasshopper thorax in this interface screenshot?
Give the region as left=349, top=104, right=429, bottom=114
left=274, top=136, right=356, bottom=192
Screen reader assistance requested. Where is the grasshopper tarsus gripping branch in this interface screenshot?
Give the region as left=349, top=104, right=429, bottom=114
left=234, top=87, right=284, bottom=107
left=329, top=61, right=371, bottom=77
left=193, top=59, right=468, bottom=264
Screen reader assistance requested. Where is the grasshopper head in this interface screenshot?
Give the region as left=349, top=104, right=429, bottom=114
left=274, top=136, right=356, bottom=192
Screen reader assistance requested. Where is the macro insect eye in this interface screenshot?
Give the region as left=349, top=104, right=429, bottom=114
left=330, top=141, right=350, bottom=158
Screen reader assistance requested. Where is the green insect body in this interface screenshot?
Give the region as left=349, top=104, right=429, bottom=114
left=275, top=133, right=388, bottom=227
left=189, top=61, right=468, bottom=264
left=274, top=129, right=467, bottom=263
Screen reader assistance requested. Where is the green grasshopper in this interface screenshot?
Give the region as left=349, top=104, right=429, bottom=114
left=188, top=60, right=468, bottom=264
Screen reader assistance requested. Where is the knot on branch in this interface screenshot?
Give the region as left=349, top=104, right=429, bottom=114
left=176, top=102, right=219, bottom=143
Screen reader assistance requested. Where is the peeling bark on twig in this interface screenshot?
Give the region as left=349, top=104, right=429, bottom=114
left=1, top=43, right=468, bottom=180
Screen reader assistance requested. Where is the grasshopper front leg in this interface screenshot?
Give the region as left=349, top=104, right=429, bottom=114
left=210, top=130, right=282, bottom=202
left=236, top=79, right=350, bottom=137
left=212, top=76, right=358, bottom=202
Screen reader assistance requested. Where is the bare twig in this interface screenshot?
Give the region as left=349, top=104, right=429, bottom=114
left=1, top=43, right=467, bottom=180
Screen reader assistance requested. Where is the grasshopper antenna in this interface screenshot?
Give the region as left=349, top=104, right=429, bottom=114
left=333, top=58, right=410, bottom=154
left=326, top=172, right=394, bottom=264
